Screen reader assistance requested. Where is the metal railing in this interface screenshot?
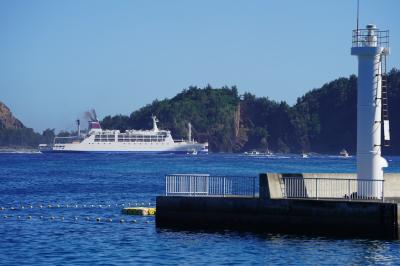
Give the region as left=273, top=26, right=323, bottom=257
left=54, top=136, right=83, bottom=144
left=165, top=174, right=257, bottom=197
left=282, top=177, right=384, bottom=201
left=352, top=29, right=389, bottom=48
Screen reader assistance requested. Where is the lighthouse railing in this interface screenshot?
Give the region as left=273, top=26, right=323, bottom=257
left=352, top=29, right=389, bottom=48
left=282, top=177, right=384, bottom=201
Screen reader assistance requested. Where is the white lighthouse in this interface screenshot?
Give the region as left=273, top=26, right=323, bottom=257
left=351, top=24, right=390, bottom=198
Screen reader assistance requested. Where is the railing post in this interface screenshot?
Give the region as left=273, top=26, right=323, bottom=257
left=348, top=179, right=351, bottom=201
left=223, top=177, right=226, bottom=197
left=382, top=180, right=384, bottom=202
left=315, top=178, right=318, bottom=199
left=189, top=175, right=192, bottom=196
left=206, top=175, right=209, bottom=196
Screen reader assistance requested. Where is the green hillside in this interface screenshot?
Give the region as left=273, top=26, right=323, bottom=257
left=101, top=68, right=400, bottom=154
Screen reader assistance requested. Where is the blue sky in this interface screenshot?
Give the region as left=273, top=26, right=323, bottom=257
left=1, top=0, right=399, bottom=132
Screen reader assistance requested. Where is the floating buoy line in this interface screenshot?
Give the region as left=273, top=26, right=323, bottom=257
left=0, top=202, right=155, bottom=225
left=0, top=202, right=154, bottom=211
left=2, top=214, right=150, bottom=224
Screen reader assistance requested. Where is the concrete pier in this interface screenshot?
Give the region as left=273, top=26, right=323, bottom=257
left=156, top=173, right=400, bottom=239
left=156, top=196, right=398, bottom=239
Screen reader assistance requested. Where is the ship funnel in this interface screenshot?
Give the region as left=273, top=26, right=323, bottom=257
left=88, top=120, right=102, bottom=134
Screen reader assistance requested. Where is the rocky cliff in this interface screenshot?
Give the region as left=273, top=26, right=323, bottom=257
left=0, top=102, right=24, bottom=129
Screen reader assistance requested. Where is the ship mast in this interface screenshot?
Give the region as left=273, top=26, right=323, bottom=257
left=152, top=116, right=159, bottom=132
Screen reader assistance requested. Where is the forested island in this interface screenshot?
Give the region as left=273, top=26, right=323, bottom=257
left=1, top=68, right=400, bottom=154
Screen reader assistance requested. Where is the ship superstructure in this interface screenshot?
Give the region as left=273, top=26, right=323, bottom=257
left=39, top=116, right=208, bottom=154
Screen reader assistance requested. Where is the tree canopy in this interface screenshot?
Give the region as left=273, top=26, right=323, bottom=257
left=100, top=69, right=400, bottom=154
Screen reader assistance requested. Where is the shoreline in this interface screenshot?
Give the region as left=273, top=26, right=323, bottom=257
left=0, top=147, right=40, bottom=153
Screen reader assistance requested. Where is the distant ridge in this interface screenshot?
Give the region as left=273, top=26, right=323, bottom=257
left=1, top=68, right=399, bottom=153
left=0, top=102, right=24, bottom=129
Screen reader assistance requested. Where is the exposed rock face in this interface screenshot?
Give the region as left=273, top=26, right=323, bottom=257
left=0, top=102, right=24, bottom=129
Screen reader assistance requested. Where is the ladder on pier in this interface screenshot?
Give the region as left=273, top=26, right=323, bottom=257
left=381, top=54, right=390, bottom=147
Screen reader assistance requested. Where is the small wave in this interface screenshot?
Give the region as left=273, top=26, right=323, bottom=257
left=0, top=149, right=40, bottom=154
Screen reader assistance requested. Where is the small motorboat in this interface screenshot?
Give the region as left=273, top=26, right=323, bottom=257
left=340, top=149, right=349, bottom=158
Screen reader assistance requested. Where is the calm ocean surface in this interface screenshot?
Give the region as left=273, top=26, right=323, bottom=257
left=1, top=153, right=400, bottom=265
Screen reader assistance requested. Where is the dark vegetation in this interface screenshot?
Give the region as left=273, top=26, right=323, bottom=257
left=0, top=128, right=55, bottom=148
left=101, top=68, right=400, bottom=154
left=1, top=68, right=400, bottom=154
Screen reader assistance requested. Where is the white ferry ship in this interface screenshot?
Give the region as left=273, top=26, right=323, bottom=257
left=39, top=116, right=208, bottom=154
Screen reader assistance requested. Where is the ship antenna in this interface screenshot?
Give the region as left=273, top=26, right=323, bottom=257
left=152, top=115, right=159, bottom=132
left=356, top=0, right=360, bottom=42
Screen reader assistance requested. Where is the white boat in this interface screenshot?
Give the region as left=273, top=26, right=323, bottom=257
left=187, top=149, right=198, bottom=155
left=244, top=150, right=260, bottom=156
left=340, top=149, right=349, bottom=158
left=39, top=116, right=208, bottom=154
left=301, top=153, right=309, bottom=158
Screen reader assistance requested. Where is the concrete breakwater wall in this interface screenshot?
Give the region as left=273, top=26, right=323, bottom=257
left=156, top=172, right=400, bottom=238
left=156, top=196, right=398, bottom=239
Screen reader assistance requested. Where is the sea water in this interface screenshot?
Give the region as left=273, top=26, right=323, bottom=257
left=0, top=153, right=399, bottom=265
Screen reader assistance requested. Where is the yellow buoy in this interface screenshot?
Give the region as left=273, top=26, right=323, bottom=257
left=122, top=207, right=156, bottom=216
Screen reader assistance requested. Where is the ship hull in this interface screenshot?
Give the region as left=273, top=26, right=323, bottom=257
left=40, top=150, right=207, bottom=154
left=39, top=143, right=208, bottom=154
